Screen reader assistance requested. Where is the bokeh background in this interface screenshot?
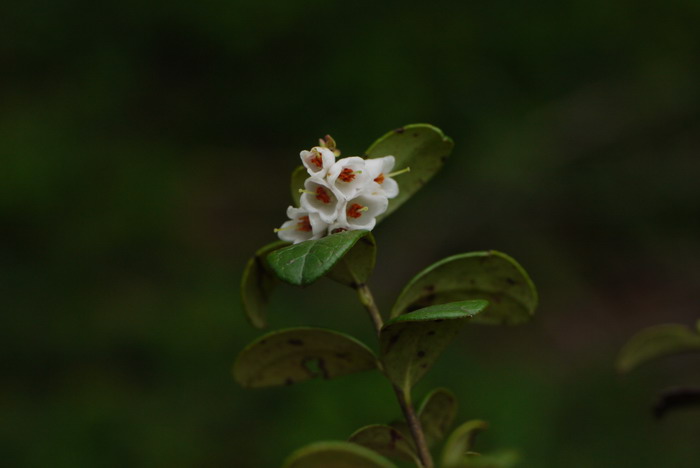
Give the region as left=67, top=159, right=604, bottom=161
left=2, top=1, right=700, bottom=466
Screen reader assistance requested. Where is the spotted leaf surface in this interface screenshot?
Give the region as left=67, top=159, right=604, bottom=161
left=327, top=232, right=376, bottom=287
left=617, top=322, right=700, bottom=373
left=348, top=424, right=419, bottom=464
left=441, top=420, right=489, bottom=468
left=380, top=300, right=488, bottom=393
left=391, top=251, right=537, bottom=325
left=240, top=241, right=290, bottom=329
left=366, top=123, right=453, bottom=221
left=233, top=327, right=377, bottom=388
left=283, top=441, right=397, bottom=468
left=268, top=230, right=371, bottom=286
left=418, top=387, right=458, bottom=448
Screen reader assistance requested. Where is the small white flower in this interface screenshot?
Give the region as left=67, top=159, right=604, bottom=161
left=299, top=177, right=343, bottom=224
left=327, top=220, right=351, bottom=235
left=275, top=206, right=328, bottom=244
left=300, top=146, right=336, bottom=178
left=326, top=156, right=371, bottom=200
left=340, top=191, right=389, bottom=231
left=365, top=155, right=400, bottom=199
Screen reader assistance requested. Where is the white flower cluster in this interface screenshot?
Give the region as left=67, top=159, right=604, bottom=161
left=276, top=145, right=404, bottom=244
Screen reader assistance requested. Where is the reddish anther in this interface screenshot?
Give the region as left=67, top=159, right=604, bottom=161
left=310, top=154, right=323, bottom=168
left=330, top=227, right=348, bottom=234
left=347, top=203, right=365, bottom=219
left=315, top=187, right=331, bottom=204
left=374, top=173, right=385, bottom=184
left=296, top=216, right=312, bottom=232
left=338, top=168, right=356, bottom=182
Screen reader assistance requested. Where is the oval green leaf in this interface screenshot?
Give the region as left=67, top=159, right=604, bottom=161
left=327, top=233, right=377, bottom=287
left=617, top=323, right=700, bottom=373
left=240, top=241, right=290, bottom=329
left=418, top=387, right=458, bottom=448
left=380, top=300, right=488, bottom=392
left=268, top=230, right=371, bottom=286
left=233, top=327, right=377, bottom=388
left=365, top=124, right=453, bottom=221
left=284, top=441, right=397, bottom=468
left=290, top=165, right=307, bottom=205
left=441, top=420, right=489, bottom=467
left=348, top=424, right=419, bottom=464
left=391, top=251, right=537, bottom=325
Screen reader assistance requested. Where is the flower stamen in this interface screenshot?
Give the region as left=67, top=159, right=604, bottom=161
left=338, top=168, right=356, bottom=183
left=347, top=203, right=369, bottom=219
left=386, top=167, right=411, bottom=178
left=315, top=186, right=331, bottom=203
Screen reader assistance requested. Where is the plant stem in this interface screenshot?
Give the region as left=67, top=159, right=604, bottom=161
left=394, top=385, right=434, bottom=468
left=355, top=283, right=434, bottom=468
left=355, top=282, right=384, bottom=334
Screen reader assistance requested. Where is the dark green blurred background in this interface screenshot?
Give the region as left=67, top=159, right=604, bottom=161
left=2, top=1, right=700, bottom=466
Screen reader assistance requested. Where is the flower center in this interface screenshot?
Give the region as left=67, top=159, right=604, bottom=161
left=339, top=168, right=356, bottom=183
left=315, top=186, right=331, bottom=204
left=310, top=153, right=323, bottom=168
left=347, top=203, right=368, bottom=219
left=374, top=173, right=385, bottom=184
left=296, top=216, right=312, bottom=232
left=330, top=227, right=347, bottom=234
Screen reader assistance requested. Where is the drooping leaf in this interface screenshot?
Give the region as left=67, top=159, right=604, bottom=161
left=418, top=387, right=458, bottom=447
left=267, top=230, right=371, bottom=286
left=391, top=251, right=537, bottom=325
left=240, top=241, right=290, bottom=328
left=456, top=451, right=520, bottom=468
left=616, top=323, right=700, bottom=373
left=365, top=124, right=453, bottom=221
left=441, top=420, right=489, bottom=467
left=233, top=327, right=377, bottom=388
left=290, top=165, right=307, bottom=205
left=348, top=424, right=419, bottom=464
left=327, top=232, right=376, bottom=287
left=380, top=301, right=488, bottom=392
left=283, top=441, right=397, bottom=468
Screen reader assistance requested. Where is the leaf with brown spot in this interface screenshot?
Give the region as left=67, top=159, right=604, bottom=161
left=391, top=251, right=537, bottom=325
left=380, top=301, right=488, bottom=393
left=240, top=240, right=290, bottom=328
left=283, top=441, right=397, bottom=468
left=234, top=327, right=377, bottom=388
left=365, top=123, right=453, bottom=221
left=348, top=424, right=419, bottom=464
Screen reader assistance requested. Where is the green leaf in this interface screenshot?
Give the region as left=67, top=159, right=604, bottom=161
left=457, top=451, right=520, bottom=468
left=233, top=327, right=377, bottom=388
left=617, top=323, right=700, bottom=373
left=391, top=251, right=537, bottom=325
left=365, top=123, right=453, bottom=221
left=283, top=441, right=397, bottom=468
left=348, top=424, right=419, bottom=464
left=418, top=388, right=458, bottom=448
left=380, top=301, right=488, bottom=392
left=290, top=165, right=307, bottom=205
left=240, top=241, right=290, bottom=328
left=441, top=420, right=489, bottom=467
left=327, top=233, right=377, bottom=287
left=268, top=230, right=371, bottom=286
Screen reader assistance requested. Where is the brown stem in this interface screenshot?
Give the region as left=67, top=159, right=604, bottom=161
left=355, top=283, right=434, bottom=468
left=355, top=283, right=383, bottom=335
left=394, top=385, right=434, bottom=468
